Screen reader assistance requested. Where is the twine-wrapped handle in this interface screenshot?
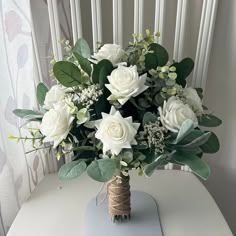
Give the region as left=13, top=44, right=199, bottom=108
left=107, top=175, right=131, bottom=221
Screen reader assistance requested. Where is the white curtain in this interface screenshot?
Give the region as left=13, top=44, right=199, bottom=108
left=0, top=0, right=48, bottom=234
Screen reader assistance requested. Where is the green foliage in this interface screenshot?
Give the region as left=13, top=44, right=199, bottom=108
left=53, top=61, right=81, bottom=87
left=200, top=132, right=220, bottom=153
left=144, top=154, right=168, bottom=177
left=145, top=43, right=169, bottom=70
left=72, top=38, right=91, bottom=58
left=178, top=132, right=211, bottom=149
left=199, top=114, right=222, bottom=127
left=73, top=52, right=92, bottom=76
left=58, top=160, right=87, bottom=180
left=87, top=159, right=117, bottom=182
left=92, top=59, right=113, bottom=87
left=172, top=152, right=210, bottom=180
left=13, top=109, right=43, bottom=121
left=36, top=83, right=48, bottom=106
left=173, top=119, right=194, bottom=144
left=129, top=97, right=146, bottom=110
left=172, top=58, right=194, bottom=87
left=142, top=112, right=157, bottom=126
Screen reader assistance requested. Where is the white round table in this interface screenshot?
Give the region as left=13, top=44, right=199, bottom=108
left=7, top=170, right=233, bottom=236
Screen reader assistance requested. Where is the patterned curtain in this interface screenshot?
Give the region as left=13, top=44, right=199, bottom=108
left=0, top=0, right=50, bottom=234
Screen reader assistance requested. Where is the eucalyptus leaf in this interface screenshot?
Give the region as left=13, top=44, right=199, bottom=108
left=143, top=112, right=157, bottom=126
left=87, top=159, right=117, bottom=182
left=199, top=114, right=222, bottom=127
left=36, top=83, right=48, bottom=106
left=72, top=38, right=91, bottom=58
left=173, top=119, right=194, bottom=144
left=92, top=59, right=113, bottom=87
left=53, top=61, right=81, bottom=87
left=129, top=97, right=146, bottom=110
left=172, top=58, right=194, bottom=87
left=73, top=52, right=92, bottom=76
left=200, top=132, right=220, bottom=153
left=13, top=109, right=43, bottom=120
left=58, top=160, right=87, bottom=180
left=173, top=152, right=210, bottom=180
left=145, top=43, right=169, bottom=70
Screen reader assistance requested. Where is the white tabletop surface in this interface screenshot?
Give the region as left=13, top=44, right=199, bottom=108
left=7, top=170, right=233, bottom=236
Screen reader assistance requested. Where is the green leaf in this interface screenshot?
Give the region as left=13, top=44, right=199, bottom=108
left=13, top=109, right=43, bottom=120
left=143, top=112, right=157, bottom=126
left=92, top=59, right=113, bottom=87
left=173, top=58, right=194, bottom=87
left=87, top=159, right=117, bottom=182
left=144, top=154, right=168, bottom=177
left=173, top=152, right=210, bottom=180
left=179, top=132, right=211, bottom=149
left=58, top=160, right=87, bottom=180
left=73, top=52, right=92, bottom=76
left=178, top=129, right=204, bottom=145
left=36, top=83, right=48, bottom=106
left=174, top=119, right=194, bottom=144
left=200, top=132, right=220, bottom=153
left=53, top=61, right=81, bottom=87
left=72, top=38, right=91, bottom=58
left=72, top=146, right=96, bottom=152
left=129, top=97, right=146, bottom=110
left=199, top=114, right=222, bottom=127
left=145, top=43, right=169, bottom=70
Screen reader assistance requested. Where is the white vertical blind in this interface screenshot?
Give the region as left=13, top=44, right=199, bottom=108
left=134, top=0, right=144, bottom=37
left=154, top=0, right=166, bottom=44
left=91, top=0, right=102, bottom=52
left=47, top=0, right=63, bottom=61
left=173, top=0, right=188, bottom=61
left=113, top=0, right=123, bottom=46
left=192, top=0, right=218, bottom=90
left=75, top=0, right=82, bottom=38
left=70, top=0, right=83, bottom=44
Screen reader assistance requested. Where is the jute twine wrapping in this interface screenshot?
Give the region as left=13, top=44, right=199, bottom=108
left=107, top=175, right=131, bottom=216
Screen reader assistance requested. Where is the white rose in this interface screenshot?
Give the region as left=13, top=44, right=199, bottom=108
left=158, top=96, right=198, bottom=133
left=105, top=65, right=149, bottom=105
left=95, top=106, right=140, bottom=155
left=40, top=105, right=74, bottom=148
left=183, top=87, right=203, bottom=115
left=44, top=85, right=65, bottom=110
left=93, top=44, right=125, bottom=65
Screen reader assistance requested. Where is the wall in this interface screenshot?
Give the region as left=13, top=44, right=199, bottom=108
left=204, top=0, right=236, bottom=233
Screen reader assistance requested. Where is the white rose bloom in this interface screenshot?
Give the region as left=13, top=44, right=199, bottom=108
left=183, top=87, right=203, bottom=115
left=105, top=65, right=149, bottom=105
left=93, top=44, right=125, bottom=65
left=95, top=106, right=140, bottom=155
left=44, top=85, right=65, bottom=110
left=40, top=105, right=74, bottom=148
left=158, top=96, right=198, bottom=133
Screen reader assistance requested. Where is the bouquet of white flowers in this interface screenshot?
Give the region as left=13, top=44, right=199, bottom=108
left=11, top=30, right=222, bottom=220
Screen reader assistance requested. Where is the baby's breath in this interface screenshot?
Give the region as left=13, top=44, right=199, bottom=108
left=144, top=121, right=166, bottom=154
left=77, top=84, right=103, bottom=108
